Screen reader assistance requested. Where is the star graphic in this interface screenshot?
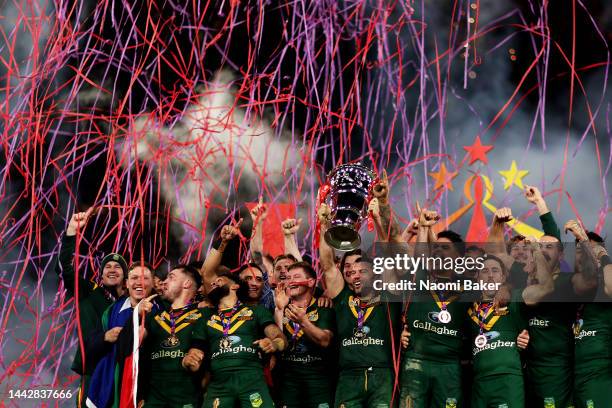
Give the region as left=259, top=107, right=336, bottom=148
left=429, top=163, right=458, bottom=191
left=463, top=136, right=494, bottom=165
left=499, top=161, right=529, bottom=190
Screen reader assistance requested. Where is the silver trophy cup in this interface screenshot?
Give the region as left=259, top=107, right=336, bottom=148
left=323, top=163, right=375, bottom=251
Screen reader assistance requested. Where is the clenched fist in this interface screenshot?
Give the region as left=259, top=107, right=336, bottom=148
left=401, top=325, right=410, bottom=349
left=317, top=203, right=332, bottom=225
left=282, top=218, right=302, bottom=235
left=250, top=197, right=267, bottom=225
left=66, top=208, right=94, bottom=236
left=253, top=338, right=277, bottom=354
left=517, top=330, right=530, bottom=350
left=416, top=203, right=440, bottom=227
left=493, top=207, right=514, bottom=224
left=220, top=219, right=243, bottom=241
left=182, top=348, right=204, bottom=372
left=564, top=220, right=588, bottom=242
left=372, top=170, right=390, bottom=203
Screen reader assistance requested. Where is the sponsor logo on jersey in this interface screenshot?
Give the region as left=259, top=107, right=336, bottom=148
left=586, top=400, right=594, bottom=408
left=151, top=349, right=185, bottom=360
left=412, top=320, right=459, bottom=336
left=472, top=340, right=516, bottom=356
left=575, top=329, right=598, bottom=340
left=445, top=398, right=457, bottom=408
left=529, top=317, right=550, bottom=327
left=211, top=344, right=257, bottom=359
left=543, top=397, right=555, bottom=408
left=485, top=331, right=500, bottom=341
left=249, top=392, right=263, bottom=407
left=427, top=312, right=441, bottom=323
left=341, top=337, right=384, bottom=347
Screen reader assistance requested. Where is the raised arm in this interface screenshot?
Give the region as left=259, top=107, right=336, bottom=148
left=525, top=185, right=560, bottom=240
left=604, top=263, right=612, bottom=298
left=249, top=199, right=272, bottom=276
left=565, top=220, right=598, bottom=295
left=201, top=219, right=243, bottom=294
left=368, top=198, right=386, bottom=239
left=487, top=208, right=513, bottom=256
left=485, top=208, right=521, bottom=274
left=317, top=204, right=344, bottom=299
left=373, top=170, right=403, bottom=243
left=585, top=244, right=612, bottom=298
left=281, top=218, right=303, bottom=261
left=522, top=244, right=555, bottom=305
left=273, top=284, right=290, bottom=329
left=414, top=203, right=440, bottom=256
left=57, top=208, right=94, bottom=299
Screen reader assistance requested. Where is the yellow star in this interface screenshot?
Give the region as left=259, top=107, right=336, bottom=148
left=498, top=161, right=529, bottom=190
left=429, top=163, right=458, bottom=191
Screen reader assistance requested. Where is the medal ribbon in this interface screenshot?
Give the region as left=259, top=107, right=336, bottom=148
left=357, top=305, right=366, bottom=332
left=169, top=300, right=193, bottom=339
left=286, top=297, right=316, bottom=342
left=220, top=301, right=242, bottom=338
left=476, top=302, right=493, bottom=334
left=574, top=304, right=584, bottom=335
left=348, top=296, right=376, bottom=328
left=431, top=290, right=451, bottom=311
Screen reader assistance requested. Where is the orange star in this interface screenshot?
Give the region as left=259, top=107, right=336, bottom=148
left=463, top=136, right=494, bottom=165
left=429, top=163, right=458, bottom=191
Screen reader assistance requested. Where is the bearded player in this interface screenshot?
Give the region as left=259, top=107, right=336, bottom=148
left=397, top=204, right=472, bottom=408
left=184, top=271, right=287, bottom=408
left=134, top=264, right=204, bottom=407
left=318, top=170, right=401, bottom=408
left=565, top=221, right=612, bottom=408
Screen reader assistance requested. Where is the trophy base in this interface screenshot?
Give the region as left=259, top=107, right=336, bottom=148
left=324, top=226, right=361, bottom=252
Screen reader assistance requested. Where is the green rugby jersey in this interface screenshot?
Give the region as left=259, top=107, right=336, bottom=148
left=191, top=304, right=275, bottom=373
left=56, top=235, right=115, bottom=375
left=468, top=293, right=527, bottom=379
left=404, top=288, right=470, bottom=363
left=143, top=304, right=204, bottom=398
left=279, top=298, right=334, bottom=379
left=524, top=273, right=576, bottom=367
left=574, top=301, right=612, bottom=374
left=333, top=286, right=401, bottom=370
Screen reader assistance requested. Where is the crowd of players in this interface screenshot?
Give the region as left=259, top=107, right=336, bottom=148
left=56, top=175, right=612, bottom=408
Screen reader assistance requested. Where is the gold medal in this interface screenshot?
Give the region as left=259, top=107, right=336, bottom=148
left=219, top=337, right=233, bottom=350
left=353, top=327, right=367, bottom=339
left=163, top=334, right=180, bottom=348
left=573, top=320, right=583, bottom=337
